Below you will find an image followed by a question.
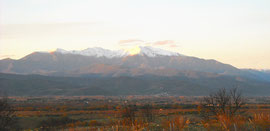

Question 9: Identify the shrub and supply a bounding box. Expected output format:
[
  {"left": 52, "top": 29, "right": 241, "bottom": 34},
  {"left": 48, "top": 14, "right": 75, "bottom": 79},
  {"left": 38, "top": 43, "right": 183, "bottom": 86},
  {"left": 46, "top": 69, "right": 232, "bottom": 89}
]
[
  {"left": 39, "top": 116, "right": 74, "bottom": 130},
  {"left": 0, "top": 94, "right": 16, "bottom": 131}
]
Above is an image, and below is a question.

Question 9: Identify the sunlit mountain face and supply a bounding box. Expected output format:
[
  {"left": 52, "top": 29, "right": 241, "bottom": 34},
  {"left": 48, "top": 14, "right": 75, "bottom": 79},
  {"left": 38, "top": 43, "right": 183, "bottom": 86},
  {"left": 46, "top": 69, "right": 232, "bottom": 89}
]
[{"left": 125, "top": 46, "right": 141, "bottom": 56}]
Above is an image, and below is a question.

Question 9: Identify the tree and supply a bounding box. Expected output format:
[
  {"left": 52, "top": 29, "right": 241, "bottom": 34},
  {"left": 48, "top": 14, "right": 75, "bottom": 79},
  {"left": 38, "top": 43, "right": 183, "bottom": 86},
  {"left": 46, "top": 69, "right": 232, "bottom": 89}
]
[
  {"left": 121, "top": 105, "right": 137, "bottom": 125},
  {"left": 141, "top": 104, "right": 156, "bottom": 123},
  {"left": 0, "top": 94, "right": 16, "bottom": 131},
  {"left": 200, "top": 88, "right": 246, "bottom": 130},
  {"left": 200, "top": 88, "right": 245, "bottom": 120}
]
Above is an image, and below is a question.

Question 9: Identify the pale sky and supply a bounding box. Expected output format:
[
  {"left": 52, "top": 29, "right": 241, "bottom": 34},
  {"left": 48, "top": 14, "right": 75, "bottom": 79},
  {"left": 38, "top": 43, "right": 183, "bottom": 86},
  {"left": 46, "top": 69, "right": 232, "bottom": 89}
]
[{"left": 0, "top": 0, "right": 270, "bottom": 69}]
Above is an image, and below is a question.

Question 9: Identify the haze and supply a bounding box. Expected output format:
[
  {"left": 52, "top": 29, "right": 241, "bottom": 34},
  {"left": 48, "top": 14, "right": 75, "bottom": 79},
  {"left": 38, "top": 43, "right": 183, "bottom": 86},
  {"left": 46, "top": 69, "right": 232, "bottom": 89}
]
[{"left": 1, "top": 0, "right": 270, "bottom": 69}]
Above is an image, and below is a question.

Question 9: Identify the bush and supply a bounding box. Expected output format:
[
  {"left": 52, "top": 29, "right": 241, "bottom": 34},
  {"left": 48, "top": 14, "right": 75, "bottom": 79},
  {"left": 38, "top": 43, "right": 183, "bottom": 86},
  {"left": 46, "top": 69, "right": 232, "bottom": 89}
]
[
  {"left": 39, "top": 116, "right": 74, "bottom": 130},
  {"left": 89, "top": 120, "right": 102, "bottom": 126},
  {"left": 0, "top": 94, "right": 16, "bottom": 131}
]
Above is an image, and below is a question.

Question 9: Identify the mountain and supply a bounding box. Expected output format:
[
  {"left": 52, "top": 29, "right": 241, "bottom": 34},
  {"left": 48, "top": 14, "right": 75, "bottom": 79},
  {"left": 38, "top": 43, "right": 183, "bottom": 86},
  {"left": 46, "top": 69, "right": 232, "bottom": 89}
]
[
  {"left": 1, "top": 73, "right": 270, "bottom": 96},
  {"left": 243, "top": 69, "right": 270, "bottom": 82},
  {"left": 0, "top": 46, "right": 269, "bottom": 96},
  {"left": 0, "top": 46, "right": 244, "bottom": 76}
]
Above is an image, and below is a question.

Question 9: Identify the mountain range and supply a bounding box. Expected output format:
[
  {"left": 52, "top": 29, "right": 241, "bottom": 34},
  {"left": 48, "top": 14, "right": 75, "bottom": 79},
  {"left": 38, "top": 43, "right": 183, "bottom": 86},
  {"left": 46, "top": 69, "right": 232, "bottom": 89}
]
[{"left": 0, "top": 46, "right": 270, "bottom": 96}]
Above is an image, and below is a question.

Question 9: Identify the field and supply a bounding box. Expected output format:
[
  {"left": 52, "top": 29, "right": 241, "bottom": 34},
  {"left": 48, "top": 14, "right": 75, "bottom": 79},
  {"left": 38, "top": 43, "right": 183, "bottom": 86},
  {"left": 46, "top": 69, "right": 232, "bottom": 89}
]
[{"left": 4, "top": 96, "right": 270, "bottom": 130}]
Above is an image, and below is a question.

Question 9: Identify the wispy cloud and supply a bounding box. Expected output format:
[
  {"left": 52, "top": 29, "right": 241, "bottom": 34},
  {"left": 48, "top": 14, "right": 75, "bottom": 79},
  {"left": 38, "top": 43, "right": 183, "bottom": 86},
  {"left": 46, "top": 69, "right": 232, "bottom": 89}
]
[
  {"left": 118, "top": 39, "right": 144, "bottom": 45},
  {"left": 153, "top": 40, "right": 174, "bottom": 46},
  {"left": 152, "top": 40, "right": 179, "bottom": 48},
  {"left": 118, "top": 39, "right": 180, "bottom": 48},
  {"left": 169, "top": 44, "right": 179, "bottom": 48}
]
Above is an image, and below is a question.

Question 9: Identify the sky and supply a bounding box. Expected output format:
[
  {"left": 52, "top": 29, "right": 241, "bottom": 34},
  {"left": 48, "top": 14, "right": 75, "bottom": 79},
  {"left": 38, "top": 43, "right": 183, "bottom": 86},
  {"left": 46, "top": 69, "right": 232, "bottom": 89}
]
[{"left": 0, "top": 0, "right": 270, "bottom": 69}]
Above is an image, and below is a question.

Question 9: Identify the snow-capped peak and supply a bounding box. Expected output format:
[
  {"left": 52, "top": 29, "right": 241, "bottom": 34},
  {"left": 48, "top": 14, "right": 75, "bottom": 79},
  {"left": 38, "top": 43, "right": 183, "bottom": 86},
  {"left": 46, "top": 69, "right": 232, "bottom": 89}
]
[
  {"left": 137, "top": 46, "right": 180, "bottom": 57},
  {"left": 79, "top": 47, "right": 128, "bottom": 58},
  {"left": 124, "top": 46, "right": 181, "bottom": 57},
  {"left": 55, "top": 47, "right": 128, "bottom": 58},
  {"left": 55, "top": 48, "right": 68, "bottom": 54},
  {"left": 54, "top": 46, "right": 181, "bottom": 58}
]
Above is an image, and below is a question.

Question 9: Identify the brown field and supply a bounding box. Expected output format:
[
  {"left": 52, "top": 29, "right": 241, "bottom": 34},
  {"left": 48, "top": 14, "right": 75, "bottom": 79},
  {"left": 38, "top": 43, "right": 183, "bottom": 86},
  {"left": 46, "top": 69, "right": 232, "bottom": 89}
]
[{"left": 6, "top": 96, "right": 270, "bottom": 130}]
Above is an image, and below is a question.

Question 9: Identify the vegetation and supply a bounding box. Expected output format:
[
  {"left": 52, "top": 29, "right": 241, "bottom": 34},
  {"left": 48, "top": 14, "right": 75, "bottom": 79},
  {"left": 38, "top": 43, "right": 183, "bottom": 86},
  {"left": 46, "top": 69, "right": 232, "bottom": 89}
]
[
  {"left": 2, "top": 89, "right": 270, "bottom": 130},
  {"left": 0, "top": 94, "right": 16, "bottom": 131}
]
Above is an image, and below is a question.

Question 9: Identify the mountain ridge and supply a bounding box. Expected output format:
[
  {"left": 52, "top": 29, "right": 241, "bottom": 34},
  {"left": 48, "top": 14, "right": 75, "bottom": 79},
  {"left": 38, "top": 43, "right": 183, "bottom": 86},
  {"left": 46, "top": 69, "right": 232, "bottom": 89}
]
[
  {"left": 0, "top": 46, "right": 270, "bottom": 96},
  {"left": 0, "top": 50, "right": 242, "bottom": 76},
  {"left": 52, "top": 46, "right": 181, "bottom": 58},
  {"left": 0, "top": 46, "right": 269, "bottom": 82}
]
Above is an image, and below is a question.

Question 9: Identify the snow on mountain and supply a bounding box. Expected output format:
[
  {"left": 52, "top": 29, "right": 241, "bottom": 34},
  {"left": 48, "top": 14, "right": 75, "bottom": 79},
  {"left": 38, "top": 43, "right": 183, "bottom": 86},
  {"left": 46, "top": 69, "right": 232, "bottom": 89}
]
[
  {"left": 55, "top": 48, "right": 69, "bottom": 54},
  {"left": 138, "top": 46, "right": 181, "bottom": 57},
  {"left": 54, "top": 46, "right": 181, "bottom": 58},
  {"left": 55, "top": 47, "right": 128, "bottom": 58}
]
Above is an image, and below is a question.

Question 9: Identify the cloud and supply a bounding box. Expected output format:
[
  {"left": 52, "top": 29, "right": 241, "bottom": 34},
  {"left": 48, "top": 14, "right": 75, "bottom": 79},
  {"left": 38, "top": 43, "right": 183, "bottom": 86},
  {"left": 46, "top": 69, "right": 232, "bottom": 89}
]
[
  {"left": 118, "top": 39, "right": 180, "bottom": 48},
  {"left": 153, "top": 40, "right": 174, "bottom": 46},
  {"left": 152, "top": 40, "right": 179, "bottom": 48},
  {"left": 118, "top": 39, "right": 144, "bottom": 45},
  {"left": 169, "top": 44, "right": 179, "bottom": 48}
]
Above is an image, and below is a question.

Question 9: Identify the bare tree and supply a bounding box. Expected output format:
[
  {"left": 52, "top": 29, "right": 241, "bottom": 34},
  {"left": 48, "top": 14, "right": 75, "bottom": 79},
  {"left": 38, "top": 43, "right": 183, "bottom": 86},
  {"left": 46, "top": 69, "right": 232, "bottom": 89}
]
[
  {"left": 200, "top": 88, "right": 245, "bottom": 120},
  {"left": 121, "top": 104, "right": 137, "bottom": 125},
  {"left": 0, "top": 94, "right": 16, "bottom": 131},
  {"left": 141, "top": 104, "right": 156, "bottom": 123}
]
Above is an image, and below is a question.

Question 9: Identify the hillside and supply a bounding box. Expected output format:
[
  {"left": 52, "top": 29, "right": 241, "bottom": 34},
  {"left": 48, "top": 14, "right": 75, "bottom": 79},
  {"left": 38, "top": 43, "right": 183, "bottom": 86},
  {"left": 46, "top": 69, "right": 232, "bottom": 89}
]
[{"left": 1, "top": 73, "right": 270, "bottom": 96}]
